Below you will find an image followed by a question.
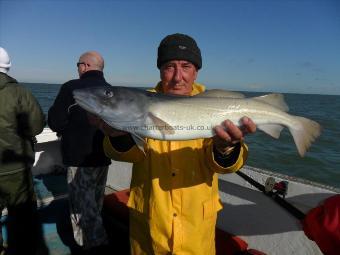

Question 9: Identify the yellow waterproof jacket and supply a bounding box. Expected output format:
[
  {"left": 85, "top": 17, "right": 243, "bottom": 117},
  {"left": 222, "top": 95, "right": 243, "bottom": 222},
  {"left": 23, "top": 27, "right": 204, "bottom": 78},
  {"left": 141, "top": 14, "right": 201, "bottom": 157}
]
[{"left": 103, "top": 83, "right": 248, "bottom": 255}]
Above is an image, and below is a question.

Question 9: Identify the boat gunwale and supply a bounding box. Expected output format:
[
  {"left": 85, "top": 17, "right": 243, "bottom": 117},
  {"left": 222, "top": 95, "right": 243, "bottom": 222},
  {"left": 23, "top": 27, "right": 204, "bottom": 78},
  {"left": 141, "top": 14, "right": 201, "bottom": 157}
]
[{"left": 242, "top": 165, "right": 340, "bottom": 193}]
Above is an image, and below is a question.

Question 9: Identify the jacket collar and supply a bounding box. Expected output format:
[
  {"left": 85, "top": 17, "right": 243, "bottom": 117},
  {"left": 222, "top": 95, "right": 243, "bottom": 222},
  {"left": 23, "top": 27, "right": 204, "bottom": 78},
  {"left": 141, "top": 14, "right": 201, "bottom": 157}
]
[
  {"left": 0, "top": 72, "right": 17, "bottom": 90},
  {"left": 151, "top": 81, "right": 206, "bottom": 96},
  {"left": 80, "top": 70, "right": 105, "bottom": 80}
]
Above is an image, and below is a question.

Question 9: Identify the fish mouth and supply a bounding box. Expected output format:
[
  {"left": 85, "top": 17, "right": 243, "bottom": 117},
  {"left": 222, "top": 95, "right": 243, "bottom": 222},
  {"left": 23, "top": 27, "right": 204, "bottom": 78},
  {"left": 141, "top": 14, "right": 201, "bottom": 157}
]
[{"left": 73, "top": 92, "right": 101, "bottom": 115}]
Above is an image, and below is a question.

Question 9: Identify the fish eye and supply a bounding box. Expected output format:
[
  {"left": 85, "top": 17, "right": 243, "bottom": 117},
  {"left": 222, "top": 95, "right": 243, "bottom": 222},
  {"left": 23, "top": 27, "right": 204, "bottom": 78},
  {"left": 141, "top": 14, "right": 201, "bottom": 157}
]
[{"left": 104, "top": 90, "right": 114, "bottom": 98}]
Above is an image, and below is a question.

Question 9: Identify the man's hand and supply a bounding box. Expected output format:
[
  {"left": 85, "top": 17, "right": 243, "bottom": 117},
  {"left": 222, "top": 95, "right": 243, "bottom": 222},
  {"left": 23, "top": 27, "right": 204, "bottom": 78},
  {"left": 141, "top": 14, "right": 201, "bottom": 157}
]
[
  {"left": 87, "top": 113, "right": 127, "bottom": 137},
  {"left": 213, "top": 117, "right": 256, "bottom": 154}
]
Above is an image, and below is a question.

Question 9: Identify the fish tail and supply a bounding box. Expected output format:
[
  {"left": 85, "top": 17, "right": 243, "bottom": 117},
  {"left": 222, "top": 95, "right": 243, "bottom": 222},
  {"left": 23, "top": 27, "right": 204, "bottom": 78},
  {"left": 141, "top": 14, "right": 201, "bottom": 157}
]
[{"left": 289, "top": 116, "right": 321, "bottom": 157}]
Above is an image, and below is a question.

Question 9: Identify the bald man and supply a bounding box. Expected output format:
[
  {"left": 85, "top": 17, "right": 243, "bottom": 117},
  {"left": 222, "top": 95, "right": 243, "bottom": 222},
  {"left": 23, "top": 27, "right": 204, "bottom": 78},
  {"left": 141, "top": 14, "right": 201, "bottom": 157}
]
[{"left": 48, "top": 51, "right": 111, "bottom": 252}]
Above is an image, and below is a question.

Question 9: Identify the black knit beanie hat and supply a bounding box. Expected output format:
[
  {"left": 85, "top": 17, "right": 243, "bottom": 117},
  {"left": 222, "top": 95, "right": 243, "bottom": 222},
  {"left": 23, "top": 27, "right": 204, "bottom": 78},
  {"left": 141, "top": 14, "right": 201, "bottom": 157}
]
[{"left": 157, "top": 33, "right": 202, "bottom": 70}]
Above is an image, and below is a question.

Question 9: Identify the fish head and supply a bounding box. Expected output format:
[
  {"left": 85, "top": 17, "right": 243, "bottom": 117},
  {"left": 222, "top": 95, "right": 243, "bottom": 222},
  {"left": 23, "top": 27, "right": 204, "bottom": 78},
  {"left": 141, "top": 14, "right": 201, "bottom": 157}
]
[{"left": 73, "top": 86, "right": 149, "bottom": 130}]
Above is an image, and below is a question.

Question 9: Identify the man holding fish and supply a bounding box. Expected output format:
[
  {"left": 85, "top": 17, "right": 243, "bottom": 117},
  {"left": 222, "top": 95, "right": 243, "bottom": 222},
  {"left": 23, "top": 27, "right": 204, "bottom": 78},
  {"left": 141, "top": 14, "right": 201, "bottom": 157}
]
[{"left": 86, "top": 33, "right": 256, "bottom": 255}]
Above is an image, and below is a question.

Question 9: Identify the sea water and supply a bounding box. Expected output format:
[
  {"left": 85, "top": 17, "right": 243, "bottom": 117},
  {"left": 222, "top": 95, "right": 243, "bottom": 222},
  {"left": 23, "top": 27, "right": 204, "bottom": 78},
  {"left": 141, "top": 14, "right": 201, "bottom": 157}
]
[{"left": 23, "top": 83, "right": 340, "bottom": 189}]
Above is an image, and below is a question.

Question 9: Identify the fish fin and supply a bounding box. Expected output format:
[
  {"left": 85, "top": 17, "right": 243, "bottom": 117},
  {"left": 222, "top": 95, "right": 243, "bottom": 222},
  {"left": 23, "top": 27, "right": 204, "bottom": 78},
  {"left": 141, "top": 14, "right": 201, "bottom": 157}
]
[
  {"left": 197, "top": 89, "right": 245, "bottom": 98},
  {"left": 147, "top": 113, "right": 175, "bottom": 135},
  {"left": 131, "top": 133, "right": 147, "bottom": 154},
  {"left": 289, "top": 116, "right": 321, "bottom": 157},
  {"left": 258, "top": 124, "right": 284, "bottom": 139},
  {"left": 253, "top": 94, "right": 289, "bottom": 112}
]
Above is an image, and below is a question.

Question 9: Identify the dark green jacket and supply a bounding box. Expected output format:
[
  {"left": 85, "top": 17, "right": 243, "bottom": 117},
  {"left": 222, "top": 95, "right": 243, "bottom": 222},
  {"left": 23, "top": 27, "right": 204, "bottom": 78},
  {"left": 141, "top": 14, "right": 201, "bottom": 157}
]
[{"left": 0, "top": 73, "right": 45, "bottom": 175}]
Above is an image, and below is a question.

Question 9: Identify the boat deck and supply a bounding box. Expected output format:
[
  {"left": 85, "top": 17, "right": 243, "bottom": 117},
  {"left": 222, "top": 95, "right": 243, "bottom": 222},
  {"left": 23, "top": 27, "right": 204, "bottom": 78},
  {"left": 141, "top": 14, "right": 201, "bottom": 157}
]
[
  {"left": 1, "top": 129, "right": 338, "bottom": 254},
  {"left": 1, "top": 172, "right": 130, "bottom": 255}
]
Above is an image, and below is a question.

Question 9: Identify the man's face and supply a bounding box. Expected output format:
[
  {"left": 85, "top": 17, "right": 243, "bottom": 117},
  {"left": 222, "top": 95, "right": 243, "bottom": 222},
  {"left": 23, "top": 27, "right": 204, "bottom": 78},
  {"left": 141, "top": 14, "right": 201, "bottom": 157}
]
[
  {"left": 160, "top": 60, "right": 198, "bottom": 96},
  {"left": 77, "top": 57, "right": 90, "bottom": 78}
]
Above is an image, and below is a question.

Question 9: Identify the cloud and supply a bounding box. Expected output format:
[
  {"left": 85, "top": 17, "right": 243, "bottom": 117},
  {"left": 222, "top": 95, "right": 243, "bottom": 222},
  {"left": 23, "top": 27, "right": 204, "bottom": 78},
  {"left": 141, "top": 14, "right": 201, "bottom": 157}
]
[
  {"left": 247, "top": 83, "right": 266, "bottom": 89},
  {"left": 247, "top": 58, "right": 255, "bottom": 63},
  {"left": 300, "top": 61, "right": 313, "bottom": 68},
  {"left": 312, "top": 67, "right": 323, "bottom": 72},
  {"left": 298, "top": 61, "right": 323, "bottom": 72}
]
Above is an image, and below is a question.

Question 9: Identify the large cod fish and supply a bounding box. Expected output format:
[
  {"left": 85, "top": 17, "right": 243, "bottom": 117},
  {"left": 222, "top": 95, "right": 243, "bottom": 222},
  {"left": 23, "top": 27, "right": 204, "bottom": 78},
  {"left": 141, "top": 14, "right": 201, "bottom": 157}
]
[{"left": 73, "top": 87, "right": 321, "bottom": 157}]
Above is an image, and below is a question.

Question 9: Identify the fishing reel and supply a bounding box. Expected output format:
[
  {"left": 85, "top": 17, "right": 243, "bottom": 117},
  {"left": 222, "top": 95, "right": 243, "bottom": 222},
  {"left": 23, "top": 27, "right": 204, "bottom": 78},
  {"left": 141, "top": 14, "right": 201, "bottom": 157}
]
[{"left": 265, "top": 177, "right": 289, "bottom": 198}]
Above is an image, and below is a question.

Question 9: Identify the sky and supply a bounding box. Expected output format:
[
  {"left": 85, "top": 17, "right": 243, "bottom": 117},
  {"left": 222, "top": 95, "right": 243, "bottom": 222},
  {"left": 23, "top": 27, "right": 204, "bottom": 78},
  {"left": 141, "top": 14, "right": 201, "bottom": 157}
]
[{"left": 0, "top": 0, "right": 339, "bottom": 95}]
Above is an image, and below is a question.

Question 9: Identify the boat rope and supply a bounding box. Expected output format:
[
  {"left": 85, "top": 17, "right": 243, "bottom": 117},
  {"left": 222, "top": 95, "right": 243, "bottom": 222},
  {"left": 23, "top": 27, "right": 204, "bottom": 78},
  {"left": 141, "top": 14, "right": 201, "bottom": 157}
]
[{"left": 236, "top": 170, "right": 306, "bottom": 220}]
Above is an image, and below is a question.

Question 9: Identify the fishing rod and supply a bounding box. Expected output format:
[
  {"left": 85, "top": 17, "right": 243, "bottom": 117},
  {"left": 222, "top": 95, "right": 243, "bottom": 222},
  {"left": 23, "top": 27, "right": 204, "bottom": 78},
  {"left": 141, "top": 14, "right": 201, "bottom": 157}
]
[{"left": 236, "top": 170, "right": 306, "bottom": 220}]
